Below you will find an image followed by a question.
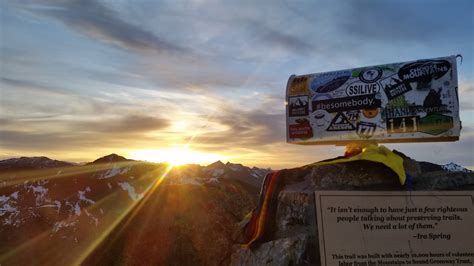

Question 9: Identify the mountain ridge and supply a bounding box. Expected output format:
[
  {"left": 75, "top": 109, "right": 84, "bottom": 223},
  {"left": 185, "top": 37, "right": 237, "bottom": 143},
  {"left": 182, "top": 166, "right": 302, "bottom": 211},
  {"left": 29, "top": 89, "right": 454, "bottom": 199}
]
[
  {"left": 1, "top": 152, "right": 472, "bottom": 265},
  {"left": 0, "top": 154, "right": 270, "bottom": 265},
  {"left": 0, "top": 154, "right": 272, "bottom": 171}
]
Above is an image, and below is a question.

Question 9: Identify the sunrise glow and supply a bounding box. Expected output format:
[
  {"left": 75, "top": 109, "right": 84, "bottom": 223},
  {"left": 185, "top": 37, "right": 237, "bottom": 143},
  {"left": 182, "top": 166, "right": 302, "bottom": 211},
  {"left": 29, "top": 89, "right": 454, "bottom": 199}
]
[{"left": 129, "top": 148, "right": 224, "bottom": 166}]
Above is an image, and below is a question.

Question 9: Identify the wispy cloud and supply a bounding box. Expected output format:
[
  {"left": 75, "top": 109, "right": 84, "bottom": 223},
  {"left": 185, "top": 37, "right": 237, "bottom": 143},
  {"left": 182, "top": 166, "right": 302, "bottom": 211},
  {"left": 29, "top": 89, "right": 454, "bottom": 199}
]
[
  {"left": 74, "top": 115, "right": 170, "bottom": 134},
  {"left": 340, "top": 0, "right": 474, "bottom": 43},
  {"left": 19, "top": 0, "right": 187, "bottom": 55}
]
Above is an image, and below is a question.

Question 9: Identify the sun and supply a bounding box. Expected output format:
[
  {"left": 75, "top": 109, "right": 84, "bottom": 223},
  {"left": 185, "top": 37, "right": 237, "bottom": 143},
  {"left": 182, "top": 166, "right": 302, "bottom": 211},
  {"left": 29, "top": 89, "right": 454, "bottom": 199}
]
[{"left": 129, "top": 148, "right": 223, "bottom": 166}]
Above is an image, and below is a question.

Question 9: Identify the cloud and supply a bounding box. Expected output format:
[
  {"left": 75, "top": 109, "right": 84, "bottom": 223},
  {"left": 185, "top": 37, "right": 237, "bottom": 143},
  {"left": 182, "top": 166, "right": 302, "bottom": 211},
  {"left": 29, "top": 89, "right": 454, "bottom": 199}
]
[
  {"left": 0, "top": 77, "right": 109, "bottom": 117},
  {"left": 340, "top": 0, "right": 474, "bottom": 43},
  {"left": 0, "top": 129, "right": 99, "bottom": 151},
  {"left": 13, "top": 0, "right": 264, "bottom": 90},
  {"left": 191, "top": 106, "right": 286, "bottom": 150},
  {"left": 459, "top": 82, "right": 474, "bottom": 110},
  {"left": 460, "top": 102, "right": 474, "bottom": 111},
  {"left": 20, "top": 0, "right": 186, "bottom": 55},
  {"left": 75, "top": 115, "right": 170, "bottom": 134},
  {"left": 1, "top": 77, "right": 73, "bottom": 95},
  {"left": 242, "top": 19, "right": 314, "bottom": 54},
  {"left": 0, "top": 114, "right": 170, "bottom": 152}
]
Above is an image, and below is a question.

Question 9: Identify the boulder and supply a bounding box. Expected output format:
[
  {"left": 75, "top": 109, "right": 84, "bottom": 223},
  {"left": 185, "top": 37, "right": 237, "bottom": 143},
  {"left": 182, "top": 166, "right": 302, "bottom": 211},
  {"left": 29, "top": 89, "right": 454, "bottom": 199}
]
[{"left": 230, "top": 153, "right": 474, "bottom": 265}]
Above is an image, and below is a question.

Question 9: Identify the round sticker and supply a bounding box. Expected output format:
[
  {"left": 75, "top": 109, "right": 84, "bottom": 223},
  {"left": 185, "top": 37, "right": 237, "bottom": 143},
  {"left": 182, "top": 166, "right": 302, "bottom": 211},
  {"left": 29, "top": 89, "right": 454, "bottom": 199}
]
[
  {"left": 362, "top": 108, "right": 379, "bottom": 119},
  {"left": 311, "top": 71, "right": 351, "bottom": 93},
  {"left": 312, "top": 110, "right": 331, "bottom": 129},
  {"left": 359, "top": 68, "right": 382, "bottom": 83}
]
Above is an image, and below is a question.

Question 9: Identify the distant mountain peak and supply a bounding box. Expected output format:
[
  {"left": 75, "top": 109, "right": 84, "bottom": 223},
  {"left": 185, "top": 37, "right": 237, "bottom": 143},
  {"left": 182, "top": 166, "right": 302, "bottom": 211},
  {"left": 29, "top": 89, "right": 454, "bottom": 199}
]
[
  {"left": 442, "top": 162, "right": 472, "bottom": 173},
  {"left": 0, "top": 156, "right": 74, "bottom": 170},
  {"left": 91, "top": 154, "right": 130, "bottom": 164},
  {"left": 206, "top": 160, "right": 225, "bottom": 169}
]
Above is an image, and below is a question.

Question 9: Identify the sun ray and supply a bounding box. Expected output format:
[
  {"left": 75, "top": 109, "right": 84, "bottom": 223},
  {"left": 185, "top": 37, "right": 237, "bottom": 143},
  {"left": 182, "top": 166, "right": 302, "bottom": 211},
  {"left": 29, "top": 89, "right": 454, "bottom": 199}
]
[
  {"left": 0, "top": 164, "right": 174, "bottom": 265},
  {"left": 0, "top": 161, "right": 140, "bottom": 187}
]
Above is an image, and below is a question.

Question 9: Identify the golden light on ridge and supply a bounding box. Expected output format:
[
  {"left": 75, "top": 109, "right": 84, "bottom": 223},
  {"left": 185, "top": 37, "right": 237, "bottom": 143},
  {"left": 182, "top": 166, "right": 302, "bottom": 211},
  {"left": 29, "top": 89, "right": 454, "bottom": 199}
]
[{"left": 129, "top": 148, "right": 224, "bottom": 166}]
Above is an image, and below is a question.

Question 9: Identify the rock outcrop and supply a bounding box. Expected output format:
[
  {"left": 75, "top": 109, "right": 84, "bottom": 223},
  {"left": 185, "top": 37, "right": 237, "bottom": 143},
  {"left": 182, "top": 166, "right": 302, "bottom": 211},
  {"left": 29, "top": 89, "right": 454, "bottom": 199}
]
[{"left": 231, "top": 152, "right": 474, "bottom": 265}]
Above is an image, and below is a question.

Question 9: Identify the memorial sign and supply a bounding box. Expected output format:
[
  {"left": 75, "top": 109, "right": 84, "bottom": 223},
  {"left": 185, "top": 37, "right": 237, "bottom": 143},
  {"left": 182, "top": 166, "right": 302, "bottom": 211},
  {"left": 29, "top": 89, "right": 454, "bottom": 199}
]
[
  {"left": 315, "top": 191, "right": 474, "bottom": 266},
  {"left": 286, "top": 55, "right": 461, "bottom": 145}
]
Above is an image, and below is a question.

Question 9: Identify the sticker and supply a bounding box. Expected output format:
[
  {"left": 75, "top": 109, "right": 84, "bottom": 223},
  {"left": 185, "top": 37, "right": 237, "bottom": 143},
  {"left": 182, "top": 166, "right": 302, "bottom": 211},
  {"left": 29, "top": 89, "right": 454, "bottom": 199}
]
[
  {"left": 326, "top": 112, "right": 356, "bottom": 131},
  {"left": 345, "top": 81, "right": 380, "bottom": 97},
  {"left": 414, "top": 80, "right": 432, "bottom": 91},
  {"left": 362, "top": 108, "right": 379, "bottom": 119},
  {"left": 310, "top": 71, "right": 351, "bottom": 93},
  {"left": 441, "top": 89, "right": 451, "bottom": 99},
  {"left": 385, "top": 106, "right": 450, "bottom": 119},
  {"left": 419, "top": 114, "right": 453, "bottom": 135},
  {"left": 359, "top": 68, "right": 383, "bottom": 83},
  {"left": 289, "top": 76, "right": 309, "bottom": 96},
  {"left": 289, "top": 119, "right": 313, "bottom": 139},
  {"left": 311, "top": 93, "right": 332, "bottom": 102},
  {"left": 423, "top": 88, "right": 443, "bottom": 108},
  {"left": 312, "top": 95, "right": 381, "bottom": 113},
  {"left": 345, "top": 110, "right": 360, "bottom": 122},
  {"left": 356, "top": 122, "right": 377, "bottom": 138},
  {"left": 288, "top": 96, "right": 309, "bottom": 117},
  {"left": 398, "top": 60, "right": 451, "bottom": 84},
  {"left": 385, "top": 107, "right": 413, "bottom": 119},
  {"left": 312, "top": 110, "right": 331, "bottom": 129},
  {"left": 380, "top": 76, "right": 412, "bottom": 100},
  {"left": 387, "top": 116, "right": 419, "bottom": 134}
]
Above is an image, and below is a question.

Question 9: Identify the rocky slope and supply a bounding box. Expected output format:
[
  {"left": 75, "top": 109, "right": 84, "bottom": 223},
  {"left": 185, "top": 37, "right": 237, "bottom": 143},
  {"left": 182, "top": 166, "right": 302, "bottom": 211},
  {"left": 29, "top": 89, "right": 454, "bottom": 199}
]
[
  {"left": 230, "top": 152, "right": 474, "bottom": 265},
  {"left": 0, "top": 154, "right": 269, "bottom": 265},
  {"left": 1, "top": 153, "right": 472, "bottom": 265}
]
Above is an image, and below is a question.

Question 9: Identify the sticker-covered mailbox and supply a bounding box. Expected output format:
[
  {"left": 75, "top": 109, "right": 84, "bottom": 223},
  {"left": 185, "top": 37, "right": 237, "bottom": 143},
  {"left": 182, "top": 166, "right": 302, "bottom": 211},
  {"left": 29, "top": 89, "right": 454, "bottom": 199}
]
[{"left": 286, "top": 55, "right": 461, "bottom": 145}]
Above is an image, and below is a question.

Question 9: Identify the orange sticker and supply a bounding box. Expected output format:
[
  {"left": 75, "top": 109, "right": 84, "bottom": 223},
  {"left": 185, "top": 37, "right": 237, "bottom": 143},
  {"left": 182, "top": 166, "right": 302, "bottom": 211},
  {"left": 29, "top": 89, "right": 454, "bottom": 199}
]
[{"left": 362, "top": 108, "right": 379, "bottom": 118}]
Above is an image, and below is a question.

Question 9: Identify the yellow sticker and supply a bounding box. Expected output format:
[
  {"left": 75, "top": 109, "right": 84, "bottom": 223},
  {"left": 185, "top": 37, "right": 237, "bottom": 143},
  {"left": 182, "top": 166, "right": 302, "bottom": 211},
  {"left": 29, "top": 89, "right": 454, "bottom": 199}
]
[{"left": 288, "top": 76, "right": 309, "bottom": 96}]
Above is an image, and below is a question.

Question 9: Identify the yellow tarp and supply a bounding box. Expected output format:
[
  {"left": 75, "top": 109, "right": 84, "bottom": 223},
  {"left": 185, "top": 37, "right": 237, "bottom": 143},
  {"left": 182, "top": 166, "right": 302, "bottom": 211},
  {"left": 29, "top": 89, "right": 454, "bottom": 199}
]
[
  {"left": 309, "top": 144, "right": 406, "bottom": 185},
  {"left": 242, "top": 144, "right": 406, "bottom": 248}
]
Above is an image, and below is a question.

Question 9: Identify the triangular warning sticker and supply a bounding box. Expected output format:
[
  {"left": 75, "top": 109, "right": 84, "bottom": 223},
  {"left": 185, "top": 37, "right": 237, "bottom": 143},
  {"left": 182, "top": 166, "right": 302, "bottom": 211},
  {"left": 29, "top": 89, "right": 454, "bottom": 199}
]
[{"left": 327, "top": 112, "right": 356, "bottom": 131}]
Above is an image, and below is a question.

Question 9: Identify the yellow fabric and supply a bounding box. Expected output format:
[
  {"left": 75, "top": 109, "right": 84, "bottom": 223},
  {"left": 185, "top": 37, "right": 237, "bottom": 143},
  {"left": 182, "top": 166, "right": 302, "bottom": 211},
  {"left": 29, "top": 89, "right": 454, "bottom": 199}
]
[{"left": 310, "top": 144, "right": 406, "bottom": 185}]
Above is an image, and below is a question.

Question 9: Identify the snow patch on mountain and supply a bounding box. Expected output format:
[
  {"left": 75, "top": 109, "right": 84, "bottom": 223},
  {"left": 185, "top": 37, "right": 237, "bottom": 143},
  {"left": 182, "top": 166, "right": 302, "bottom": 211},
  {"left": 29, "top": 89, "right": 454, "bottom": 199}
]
[
  {"left": 52, "top": 220, "right": 78, "bottom": 233},
  {"left": 212, "top": 169, "right": 225, "bottom": 177},
  {"left": 99, "top": 165, "right": 130, "bottom": 179},
  {"left": 118, "top": 182, "right": 143, "bottom": 201},
  {"left": 0, "top": 191, "right": 21, "bottom": 226},
  {"left": 206, "top": 177, "right": 219, "bottom": 183},
  {"left": 251, "top": 167, "right": 271, "bottom": 179},
  {"left": 229, "top": 164, "right": 243, "bottom": 172},
  {"left": 38, "top": 200, "right": 61, "bottom": 213},
  {"left": 24, "top": 180, "right": 49, "bottom": 206},
  {"left": 78, "top": 187, "right": 95, "bottom": 205},
  {"left": 251, "top": 172, "right": 260, "bottom": 178},
  {"left": 84, "top": 209, "right": 99, "bottom": 226},
  {"left": 74, "top": 203, "right": 81, "bottom": 215},
  {"left": 442, "top": 162, "right": 472, "bottom": 173}
]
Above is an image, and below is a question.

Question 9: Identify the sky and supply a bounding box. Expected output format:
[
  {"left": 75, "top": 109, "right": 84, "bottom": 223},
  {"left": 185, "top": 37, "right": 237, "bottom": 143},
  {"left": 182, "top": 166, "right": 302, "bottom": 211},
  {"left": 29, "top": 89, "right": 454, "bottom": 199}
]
[{"left": 0, "top": 0, "right": 473, "bottom": 169}]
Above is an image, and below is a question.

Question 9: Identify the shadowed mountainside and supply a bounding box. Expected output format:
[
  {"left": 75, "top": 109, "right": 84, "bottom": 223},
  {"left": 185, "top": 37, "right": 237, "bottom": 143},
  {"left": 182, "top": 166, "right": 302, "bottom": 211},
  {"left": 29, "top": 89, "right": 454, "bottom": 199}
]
[{"left": 0, "top": 154, "right": 269, "bottom": 265}]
